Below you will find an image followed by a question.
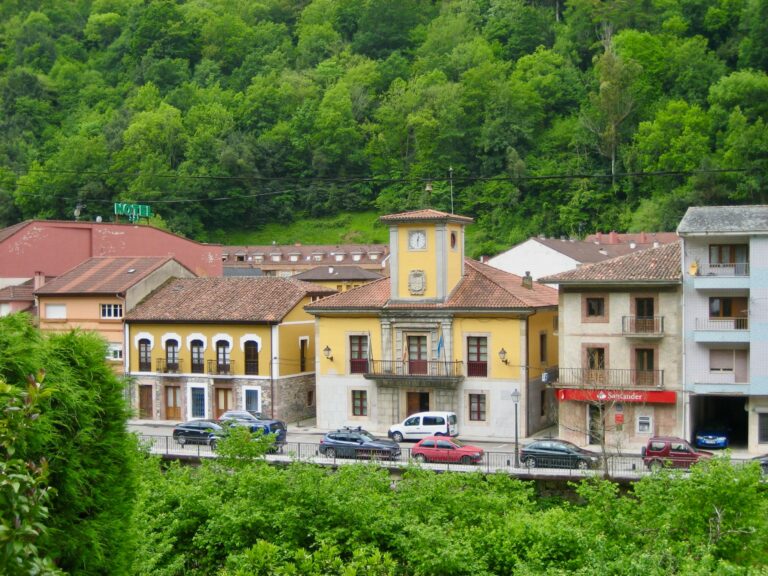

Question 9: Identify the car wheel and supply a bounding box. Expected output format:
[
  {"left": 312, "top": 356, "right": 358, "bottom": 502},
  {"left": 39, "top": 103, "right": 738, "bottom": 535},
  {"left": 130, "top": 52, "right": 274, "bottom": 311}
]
[
  {"left": 391, "top": 432, "right": 404, "bottom": 443},
  {"left": 325, "top": 447, "right": 336, "bottom": 459},
  {"left": 413, "top": 453, "right": 426, "bottom": 463},
  {"left": 648, "top": 459, "right": 663, "bottom": 472},
  {"left": 524, "top": 456, "right": 536, "bottom": 468},
  {"left": 209, "top": 439, "right": 217, "bottom": 450},
  {"left": 576, "top": 459, "right": 589, "bottom": 470},
  {"left": 460, "top": 455, "right": 472, "bottom": 465},
  {"left": 435, "top": 432, "right": 444, "bottom": 437},
  {"left": 176, "top": 435, "right": 187, "bottom": 446}
]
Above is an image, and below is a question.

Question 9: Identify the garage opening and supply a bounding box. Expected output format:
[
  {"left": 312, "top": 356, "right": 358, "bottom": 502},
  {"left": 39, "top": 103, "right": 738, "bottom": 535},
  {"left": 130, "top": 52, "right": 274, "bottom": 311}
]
[{"left": 691, "top": 395, "right": 748, "bottom": 448}]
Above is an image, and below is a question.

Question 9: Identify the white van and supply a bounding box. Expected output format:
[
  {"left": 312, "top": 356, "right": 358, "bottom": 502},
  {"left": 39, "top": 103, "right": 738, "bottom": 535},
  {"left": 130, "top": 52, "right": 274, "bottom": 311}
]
[{"left": 387, "top": 411, "right": 458, "bottom": 442}]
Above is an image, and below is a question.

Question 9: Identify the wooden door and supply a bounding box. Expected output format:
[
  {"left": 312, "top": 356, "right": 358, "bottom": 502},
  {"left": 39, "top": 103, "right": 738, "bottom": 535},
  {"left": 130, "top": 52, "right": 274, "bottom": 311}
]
[
  {"left": 138, "top": 385, "right": 153, "bottom": 419},
  {"left": 215, "top": 387, "right": 233, "bottom": 419},
  {"left": 407, "top": 391, "right": 429, "bottom": 415},
  {"left": 165, "top": 386, "right": 181, "bottom": 420}
]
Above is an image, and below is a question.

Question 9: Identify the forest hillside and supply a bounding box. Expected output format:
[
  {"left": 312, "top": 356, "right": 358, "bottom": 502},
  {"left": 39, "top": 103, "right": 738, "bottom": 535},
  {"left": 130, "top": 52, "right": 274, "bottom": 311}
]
[{"left": 2, "top": 0, "right": 768, "bottom": 256}]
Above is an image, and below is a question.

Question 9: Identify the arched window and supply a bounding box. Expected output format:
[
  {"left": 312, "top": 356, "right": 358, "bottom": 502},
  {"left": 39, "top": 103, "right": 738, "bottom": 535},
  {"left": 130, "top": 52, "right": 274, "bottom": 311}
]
[
  {"left": 244, "top": 341, "right": 259, "bottom": 375},
  {"left": 190, "top": 339, "right": 204, "bottom": 373},
  {"left": 166, "top": 339, "right": 179, "bottom": 372},
  {"left": 139, "top": 339, "right": 152, "bottom": 372},
  {"left": 216, "top": 340, "right": 231, "bottom": 374}
]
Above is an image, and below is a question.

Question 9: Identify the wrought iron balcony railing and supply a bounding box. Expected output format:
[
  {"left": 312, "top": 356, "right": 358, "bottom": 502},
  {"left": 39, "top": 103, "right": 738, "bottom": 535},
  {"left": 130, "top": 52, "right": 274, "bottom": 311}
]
[
  {"left": 366, "top": 359, "right": 464, "bottom": 378},
  {"left": 622, "top": 316, "right": 664, "bottom": 336},
  {"left": 156, "top": 358, "right": 183, "bottom": 374},
  {"left": 556, "top": 367, "right": 664, "bottom": 388},
  {"left": 207, "top": 359, "right": 236, "bottom": 376}
]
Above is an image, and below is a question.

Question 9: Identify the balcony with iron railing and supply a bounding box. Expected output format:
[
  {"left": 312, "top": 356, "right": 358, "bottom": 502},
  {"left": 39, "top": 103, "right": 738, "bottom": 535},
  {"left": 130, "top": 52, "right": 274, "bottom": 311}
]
[
  {"left": 207, "top": 359, "right": 236, "bottom": 376},
  {"left": 156, "top": 358, "right": 183, "bottom": 374},
  {"left": 622, "top": 316, "right": 664, "bottom": 337},
  {"left": 700, "top": 262, "right": 750, "bottom": 276},
  {"left": 363, "top": 359, "right": 465, "bottom": 385},
  {"left": 694, "top": 317, "right": 750, "bottom": 343},
  {"left": 555, "top": 367, "right": 665, "bottom": 389},
  {"left": 693, "top": 262, "right": 750, "bottom": 289}
]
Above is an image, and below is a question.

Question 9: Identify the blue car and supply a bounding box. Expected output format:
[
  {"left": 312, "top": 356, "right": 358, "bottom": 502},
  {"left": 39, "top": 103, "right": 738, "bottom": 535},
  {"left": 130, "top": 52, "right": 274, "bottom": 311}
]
[{"left": 694, "top": 427, "right": 730, "bottom": 449}]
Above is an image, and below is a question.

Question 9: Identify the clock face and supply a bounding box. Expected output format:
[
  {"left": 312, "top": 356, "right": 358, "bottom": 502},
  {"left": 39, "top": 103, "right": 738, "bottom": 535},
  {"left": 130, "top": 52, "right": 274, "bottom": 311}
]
[{"left": 409, "top": 231, "right": 426, "bottom": 250}]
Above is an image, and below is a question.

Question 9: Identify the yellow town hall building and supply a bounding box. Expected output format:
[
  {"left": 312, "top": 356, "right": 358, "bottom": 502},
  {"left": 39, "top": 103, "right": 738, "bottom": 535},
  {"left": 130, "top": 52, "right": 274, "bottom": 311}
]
[{"left": 306, "top": 209, "right": 559, "bottom": 439}]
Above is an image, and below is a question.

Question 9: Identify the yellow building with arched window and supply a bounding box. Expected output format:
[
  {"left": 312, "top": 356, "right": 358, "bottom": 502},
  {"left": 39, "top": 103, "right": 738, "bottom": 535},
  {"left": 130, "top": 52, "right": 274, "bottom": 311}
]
[
  {"left": 306, "top": 209, "right": 559, "bottom": 439},
  {"left": 125, "top": 277, "right": 335, "bottom": 422}
]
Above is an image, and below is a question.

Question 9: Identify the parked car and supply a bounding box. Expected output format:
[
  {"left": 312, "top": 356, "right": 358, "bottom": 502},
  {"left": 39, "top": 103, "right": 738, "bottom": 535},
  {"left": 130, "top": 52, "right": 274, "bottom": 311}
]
[
  {"left": 694, "top": 426, "right": 730, "bottom": 449},
  {"left": 218, "top": 410, "right": 287, "bottom": 448},
  {"left": 411, "top": 436, "right": 484, "bottom": 465},
  {"left": 387, "top": 411, "right": 458, "bottom": 442},
  {"left": 642, "top": 436, "right": 713, "bottom": 470},
  {"left": 520, "top": 439, "right": 600, "bottom": 470},
  {"left": 319, "top": 426, "right": 401, "bottom": 460},
  {"left": 752, "top": 453, "right": 768, "bottom": 475},
  {"left": 172, "top": 419, "right": 226, "bottom": 449}
]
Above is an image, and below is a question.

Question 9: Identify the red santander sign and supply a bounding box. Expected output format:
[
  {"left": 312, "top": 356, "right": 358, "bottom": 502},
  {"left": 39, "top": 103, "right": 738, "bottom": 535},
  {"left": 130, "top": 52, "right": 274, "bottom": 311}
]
[{"left": 557, "top": 389, "right": 676, "bottom": 404}]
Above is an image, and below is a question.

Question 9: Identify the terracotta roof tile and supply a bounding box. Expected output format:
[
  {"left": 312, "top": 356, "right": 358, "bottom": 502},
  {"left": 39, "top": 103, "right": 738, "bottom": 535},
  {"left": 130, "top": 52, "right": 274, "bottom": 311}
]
[
  {"left": 379, "top": 209, "right": 474, "bottom": 224},
  {"left": 0, "top": 279, "right": 35, "bottom": 302},
  {"left": 127, "top": 277, "right": 337, "bottom": 322},
  {"left": 306, "top": 258, "right": 558, "bottom": 312},
  {"left": 539, "top": 241, "right": 681, "bottom": 284},
  {"left": 292, "top": 265, "right": 384, "bottom": 281},
  {"left": 35, "top": 257, "right": 182, "bottom": 295}
]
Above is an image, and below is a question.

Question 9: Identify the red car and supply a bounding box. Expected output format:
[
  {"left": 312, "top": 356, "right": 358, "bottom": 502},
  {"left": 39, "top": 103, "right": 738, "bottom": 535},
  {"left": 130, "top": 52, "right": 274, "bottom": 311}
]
[{"left": 411, "top": 436, "right": 484, "bottom": 465}]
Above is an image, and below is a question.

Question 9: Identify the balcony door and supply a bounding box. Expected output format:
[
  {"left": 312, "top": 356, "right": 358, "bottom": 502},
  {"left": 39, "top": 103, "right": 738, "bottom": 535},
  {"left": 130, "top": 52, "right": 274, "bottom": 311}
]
[
  {"left": 635, "top": 298, "right": 655, "bottom": 333},
  {"left": 407, "top": 335, "right": 428, "bottom": 375},
  {"left": 635, "top": 348, "right": 655, "bottom": 386}
]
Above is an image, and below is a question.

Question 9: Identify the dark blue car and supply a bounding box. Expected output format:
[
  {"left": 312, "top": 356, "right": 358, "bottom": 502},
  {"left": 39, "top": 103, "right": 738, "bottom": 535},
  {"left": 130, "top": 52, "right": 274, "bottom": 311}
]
[
  {"left": 694, "top": 427, "right": 730, "bottom": 449},
  {"left": 319, "top": 426, "right": 401, "bottom": 460}
]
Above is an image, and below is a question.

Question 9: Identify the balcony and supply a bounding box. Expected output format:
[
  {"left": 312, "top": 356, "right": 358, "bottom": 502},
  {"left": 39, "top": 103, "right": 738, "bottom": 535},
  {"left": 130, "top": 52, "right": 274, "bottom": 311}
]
[
  {"left": 156, "top": 358, "right": 183, "bottom": 374},
  {"left": 693, "top": 263, "right": 750, "bottom": 289},
  {"left": 363, "top": 359, "right": 464, "bottom": 387},
  {"left": 555, "top": 367, "right": 664, "bottom": 389},
  {"left": 694, "top": 317, "right": 749, "bottom": 343},
  {"left": 207, "top": 359, "right": 236, "bottom": 376},
  {"left": 622, "top": 316, "right": 664, "bottom": 338}
]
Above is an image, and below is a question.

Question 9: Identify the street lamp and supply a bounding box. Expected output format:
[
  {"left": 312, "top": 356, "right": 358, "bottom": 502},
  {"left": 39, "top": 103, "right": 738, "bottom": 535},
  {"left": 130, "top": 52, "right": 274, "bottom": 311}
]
[
  {"left": 323, "top": 346, "right": 333, "bottom": 361},
  {"left": 511, "top": 389, "right": 521, "bottom": 467}
]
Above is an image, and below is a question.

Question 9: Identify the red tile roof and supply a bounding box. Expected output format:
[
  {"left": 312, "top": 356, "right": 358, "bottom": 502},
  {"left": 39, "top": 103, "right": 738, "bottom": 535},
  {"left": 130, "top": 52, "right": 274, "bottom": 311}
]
[
  {"left": 305, "top": 258, "right": 558, "bottom": 312},
  {"left": 539, "top": 241, "right": 681, "bottom": 284},
  {"left": 379, "top": 209, "right": 474, "bottom": 224},
  {"left": 127, "top": 277, "right": 337, "bottom": 322},
  {"left": 0, "top": 279, "right": 35, "bottom": 302},
  {"left": 35, "top": 257, "right": 184, "bottom": 295}
]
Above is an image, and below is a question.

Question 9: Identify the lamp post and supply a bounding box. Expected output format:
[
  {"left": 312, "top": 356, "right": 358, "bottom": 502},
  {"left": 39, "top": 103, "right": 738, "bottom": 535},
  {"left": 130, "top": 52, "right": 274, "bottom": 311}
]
[{"left": 511, "top": 389, "right": 521, "bottom": 468}]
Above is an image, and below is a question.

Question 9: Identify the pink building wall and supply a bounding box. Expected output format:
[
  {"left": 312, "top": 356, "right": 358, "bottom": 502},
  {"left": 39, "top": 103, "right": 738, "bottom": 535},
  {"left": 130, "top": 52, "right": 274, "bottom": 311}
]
[{"left": 0, "top": 221, "right": 222, "bottom": 278}]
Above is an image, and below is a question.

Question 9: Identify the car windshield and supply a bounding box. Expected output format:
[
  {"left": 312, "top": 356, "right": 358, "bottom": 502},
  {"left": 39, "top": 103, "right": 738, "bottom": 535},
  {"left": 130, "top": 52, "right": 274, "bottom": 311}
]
[{"left": 358, "top": 432, "right": 377, "bottom": 442}]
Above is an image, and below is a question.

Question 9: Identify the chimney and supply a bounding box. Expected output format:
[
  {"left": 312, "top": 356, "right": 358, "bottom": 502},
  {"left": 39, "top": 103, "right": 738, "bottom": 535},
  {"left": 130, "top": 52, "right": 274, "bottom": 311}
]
[
  {"left": 609, "top": 231, "right": 619, "bottom": 244},
  {"left": 640, "top": 231, "right": 647, "bottom": 244},
  {"left": 328, "top": 266, "right": 334, "bottom": 275},
  {"left": 595, "top": 232, "right": 603, "bottom": 244},
  {"left": 653, "top": 241, "right": 660, "bottom": 248},
  {"left": 33, "top": 271, "right": 45, "bottom": 290},
  {"left": 522, "top": 271, "right": 533, "bottom": 289},
  {"left": 629, "top": 242, "right": 636, "bottom": 249}
]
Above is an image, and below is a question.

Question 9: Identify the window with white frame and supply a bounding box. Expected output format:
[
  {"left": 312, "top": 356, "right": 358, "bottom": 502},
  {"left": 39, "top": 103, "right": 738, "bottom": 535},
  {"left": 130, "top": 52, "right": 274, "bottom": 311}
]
[
  {"left": 759, "top": 413, "right": 768, "bottom": 443},
  {"left": 100, "top": 303, "right": 123, "bottom": 319},
  {"left": 106, "top": 342, "right": 123, "bottom": 361},
  {"left": 45, "top": 304, "right": 66, "bottom": 319},
  {"left": 190, "top": 386, "right": 206, "bottom": 419},
  {"left": 244, "top": 387, "right": 261, "bottom": 414},
  {"left": 637, "top": 415, "right": 653, "bottom": 434}
]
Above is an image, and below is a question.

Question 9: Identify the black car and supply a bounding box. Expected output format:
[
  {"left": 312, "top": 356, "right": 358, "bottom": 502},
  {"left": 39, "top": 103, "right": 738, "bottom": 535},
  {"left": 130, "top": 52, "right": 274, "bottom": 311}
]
[
  {"left": 319, "top": 427, "right": 401, "bottom": 460},
  {"left": 520, "top": 439, "right": 600, "bottom": 470},
  {"left": 218, "top": 410, "right": 287, "bottom": 448},
  {"left": 172, "top": 419, "right": 226, "bottom": 449}
]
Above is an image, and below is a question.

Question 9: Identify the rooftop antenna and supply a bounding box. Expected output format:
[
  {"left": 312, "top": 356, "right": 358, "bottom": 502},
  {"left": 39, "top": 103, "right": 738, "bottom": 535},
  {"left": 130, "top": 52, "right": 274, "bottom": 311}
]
[{"left": 449, "top": 166, "right": 454, "bottom": 214}]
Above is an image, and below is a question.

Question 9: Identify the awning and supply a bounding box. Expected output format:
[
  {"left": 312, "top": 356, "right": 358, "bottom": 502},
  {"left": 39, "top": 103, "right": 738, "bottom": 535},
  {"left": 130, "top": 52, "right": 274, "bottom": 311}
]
[{"left": 557, "top": 388, "right": 677, "bottom": 404}]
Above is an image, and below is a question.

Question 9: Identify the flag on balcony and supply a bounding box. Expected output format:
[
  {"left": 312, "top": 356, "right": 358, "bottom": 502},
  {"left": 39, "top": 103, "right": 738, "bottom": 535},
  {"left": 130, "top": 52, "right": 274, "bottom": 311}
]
[{"left": 436, "top": 327, "right": 444, "bottom": 360}]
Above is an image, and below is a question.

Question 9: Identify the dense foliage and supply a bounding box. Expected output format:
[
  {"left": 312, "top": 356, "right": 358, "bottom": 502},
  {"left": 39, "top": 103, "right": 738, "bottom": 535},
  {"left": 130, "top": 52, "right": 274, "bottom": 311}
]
[
  {"left": 0, "top": 314, "right": 138, "bottom": 575},
  {"left": 3, "top": 1, "right": 768, "bottom": 254},
  {"left": 133, "top": 452, "right": 768, "bottom": 575}
]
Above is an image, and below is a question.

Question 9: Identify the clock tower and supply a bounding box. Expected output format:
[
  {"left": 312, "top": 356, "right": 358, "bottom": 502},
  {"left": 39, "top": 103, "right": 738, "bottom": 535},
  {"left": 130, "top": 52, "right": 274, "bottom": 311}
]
[{"left": 380, "top": 209, "right": 474, "bottom": 303}]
